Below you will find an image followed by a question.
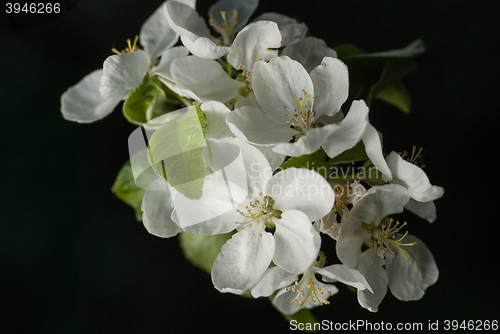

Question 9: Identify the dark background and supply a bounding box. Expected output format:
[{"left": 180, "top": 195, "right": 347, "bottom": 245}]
[{"left": 1, "top": 0, "right": 499, "bottom": 333}]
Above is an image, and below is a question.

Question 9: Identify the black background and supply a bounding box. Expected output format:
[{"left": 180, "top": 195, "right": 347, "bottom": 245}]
[{"left": 1, "top": 0, "right": 499, "bottom": 333}]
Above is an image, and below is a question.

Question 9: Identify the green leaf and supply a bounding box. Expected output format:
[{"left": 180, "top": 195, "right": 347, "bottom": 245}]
[
  {"left": 329, "top": 140, "right": 368, "bottom": 165},
  {"left": 148, "top": 105, "right": 206, "bottom": 199},
  {"left": 375, "top": 81, "right": 411, "bottom": 114},
  {"left": 336, "top": 39, "right": 425, "bottom": 113},
  {"left": 278, "top": 148, "right": 330, "bottom": 178},
  {"left": 123, "top": 72, "right": 160, "bottom": 125},
  {"left": 274, "top": 305, "right": 319, "bottom": 333},
  {"left": 178, "top": 232, "right": 233, "bottom": 274},
  {"left": 111, "top": 160, "right": 146, "bottom": 221}
]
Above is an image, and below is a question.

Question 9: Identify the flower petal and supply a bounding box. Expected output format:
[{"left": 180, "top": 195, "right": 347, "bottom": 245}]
[
  {"left": 272, "top": 281, "right": 338, "bottom": 315},
  {"left": 212, "top": 229, "right": 275, "bottom": 294},
  {"left": 266, "top": 168, "right": 335, "bottom": 222},
  {"left": 314, "top": 265, "right": 372, "bottom": 292},
  {"left": 250, "top": 266, "right": 297, "bottom": 298},
  {"left": 357, "top": 247, "right": 388, "bottom": 312},
  {"left": 363, "top": 124, "right": 392, "bottom": 180},
  {"left": 385, "top": 235, "right": 439, "bottom": 301},
  {"left": 336, "top": 215, "right": 369, "bottom": 269},
  {"left": 165, "top": 0, "right": 211, "bottom": 41},
  {"left": 141, "top": 178, "right": 182, "bottom": 238},
  {"left": 351, "top": 184, "right": 410, "bottom": 226},
  {"left": 321, "top": 100, "right": 369, "bottom": 159},
  {"left": 201, "top": 101, "right": 234, "bottom": 139},
  {"left": 228, "top": 21, "right": 281, "bottom": 72},
  {"left": 272, "top": 126, "right": 332, "bottom": 157},
  {"left": 253, "top": 56, "right": 314, "bottom": 117},
  {"left": 385, "top": 151, "right": 444, "bottom": 202},
  {"left": 139, "top": 2, "right": 178, "bottom": 62},
  {"left": 209, "top": 0, "right": 259, "bottom": 33},
  {"left": 273, "top": 210, "right": 321, "bottom": 274},
  {"left": 405, "top": 199, "right": 437, "bottom": 223},
  {"left": 171, "top": 56, "right": 245, "bottom": 102},
  {"left": 309, "top": 57, "right": 348, "bottom": 118},
  {"left": 153, "top": 46, "right": 190, "bottom": 82},
  {"left": 283, "top": 37, "right": 337, "bottom": 73},
  {"left": 61, "top": 70, "right": 120, "bottom": 123},
  {"left": 100, "top": 50, "right": 150, "bottom": 100},
  {"left": 180, "top": 35, "right": 230, "bottom": 59},
  {"left": 226, "top": 105, "right": 298, "bottom": 146}
]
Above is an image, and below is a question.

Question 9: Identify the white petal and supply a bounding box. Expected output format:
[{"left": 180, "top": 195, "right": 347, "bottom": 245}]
[
  {"left": 254, "top": 146, "right": 286, "bottom": 172},
  {"left": 171, "top": 177, "right": 247, "bottom": 230},
  {"left": 201, "top": 101, "right": 234, "bottom": 139},
  {"left": 283, "top": 37, "right": 337, "bottom": 73},
  {"left": 226, "top": 106, "right": 298, "bottom": 145},
  {"left": 336, "top": 215, "right": 369, "bottom": 269},
  {"left": 153, "top": 46, "right": 190, "bottom": 82},
  {"left": 321, "top": 100, "right": 369, "bottom": 159},
  {"left": 272, "top": 126, "right": 332, "bottom": 157},
  {"left": 100, "top": 50, "right": 150, "bottom": 100},
  {"left": 228, "top": 21, "right": 281, "bottom": 72},
  {"left": 253, "top": 56, "right": 314, "bottom": 117},
  {"left": 171, "top": 56, "right": 245, "bottom": 102},
  {"left": 351, "top": 184, "right": 410, "bottom": 226},
  {"left": 141, "top": 178, "right": 182, "bottom": 238},
  {"left": 61, "top": 70, "right": 120, "bottom": 123},
  {"left": 272, "top": 281, "right": 338, "bottom": 315},
  {"left": 279, "top": 23, "right": 308, "bottom": 46},
  {"left": 209, "top": 0, "right": 259, "bottom": 33},
  {"left": 250, "top": 266, "right": 297, "bottom": 298},
  {"left": 357, "top": 247, "right": 388, "bottom": 312},
  {"left": 139, "top": 2, "right": 178, "bottom": 61},
  {"left": 363, "top": 124, "right": 393, "bottom": 180},
  {"left": 385, "top": 151, "right": 444, "bottom": 202},
  {"left": 165, "top": 0, "right": 211, "bottom": 41},
  {"left": 405, "top": 198, "right": 437, "bottom": 223},
  {"left": 313, "top": 265, "right": 372, "bottom": 292},
  {"left": 234, "top": 91, "right": 261, "bottom": 109},
  {"left": 273, "top": 210, "right": 321, "bottom": 274},
  {"left": 266, "top": 168, "right": 335, "bottom": 222},
  {"left": 211, "top": 229, "right": 275, "bottom": 294},
  {"left": 180, "top": 35, "right": 230, "bottom": 59},
  {"left": 253, "top": 12, "right": 297, "bottom": 26},
  {"left": 309, "top": 57, "right": 348, "bottom": 118},
  {"left": 386, "top": 235, "right": 439, "bottom": 301}
]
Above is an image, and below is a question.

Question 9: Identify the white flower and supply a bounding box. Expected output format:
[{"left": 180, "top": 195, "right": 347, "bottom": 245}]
[
  {"left": 250, "top": 264, "right": 371, "bottom": 315},
  {"left": 165, "top": 0, "right": 259, "bottom": 59},
  {"left": 170, "top": 138, "right": 334, "bottom": 293},
  {"left": 383, "top": 151, "right": 444, "bottom": 222},
  {"left": 253, "top": 12, "right": 308, "bottom": 46},
  {"left": 61, "top": 2, "right": 184, "bottom": 123},
  {"left": 336, "top": 184, "right": 438, "bottom": 312},
  {"left": 170, "top": 20, "right": 281, "bottom": 105}
]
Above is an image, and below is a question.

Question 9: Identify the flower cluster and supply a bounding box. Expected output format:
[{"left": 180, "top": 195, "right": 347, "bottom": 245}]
[{"left": 61, "top": 0, "right": 443, "bottom": 318}]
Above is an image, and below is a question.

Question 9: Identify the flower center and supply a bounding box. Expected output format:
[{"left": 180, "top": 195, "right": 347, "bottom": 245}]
[
  {"left": 285, "top": 271, "right": 333, "bottom": 307},
  {"left": 209, "top": 9, "right": 239, "bottom": 45},
  {"left": 112, "top": 35, "right": 140, "bottom": 55},
  {"left": 235, "top": 194, "right": 280, "bottom": 237},
  {"left": 399, "top": 146, "right": 426, "bottom": 168},
  {"left": 362, "top": 219, "right": 417, "bottom": 261},
  {"left": 283, "top": 90, "right": 316, "bottom": 134}
]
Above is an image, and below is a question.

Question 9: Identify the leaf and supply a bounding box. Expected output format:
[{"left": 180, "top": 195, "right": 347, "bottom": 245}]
[
  {"left": 111, "top": 160, "right": 146, "bottom": 221},
  {"left": 329, "top": 140, "right": 368, "bottom": 165},
  {"left": 375, "top": 81, "right": 411, "bottom": 114},
  {"left": 123, "top": 72, "right": 160, "bottom": 125},
  {"left": 278, "top": 148, "right": 330, "bottom": 178},
  {"left": 273, "top": 304, "right": 319, "bottom": 333},
  {"left": 148, "top": 106, "right": 206, "bottom": 199},
  {"left": 336, "top": 39, "right": 425, "bottom": 113},
  {"left": 178, "top": 232, "right": 233, "bottom": 274}
]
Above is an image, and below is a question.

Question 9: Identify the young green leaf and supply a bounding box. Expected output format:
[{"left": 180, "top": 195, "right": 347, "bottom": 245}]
[
  {"left": 179, "top": 232, "right": 233, "bottom": 274},
  {"left": 148, "top": 106, "right": 206, "bottom": 199},
  {"left": 123, "top": 73, "right": 160, "bottom": 125},
  {"left": 111, "top": 160, "right": 146, "bottom": 221}
]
